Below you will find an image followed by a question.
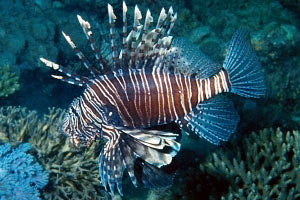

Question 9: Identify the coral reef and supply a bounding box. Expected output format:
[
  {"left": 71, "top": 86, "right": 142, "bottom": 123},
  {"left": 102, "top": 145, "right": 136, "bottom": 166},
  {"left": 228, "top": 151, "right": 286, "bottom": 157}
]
[
  {"left": 0, "top": 106, "right": 109, "bottom": 200},
  {"left": 0, "top": 65, "right": 19, "bottom": 97},
  {"left": 0, "top": 143, "right": 49, "bottom": 200},
  {"left": 199, "top": 128, "right": 299, "bottom": 200},
  {"left": 135, "top": 128, "right": 299, "bottom": 200}
]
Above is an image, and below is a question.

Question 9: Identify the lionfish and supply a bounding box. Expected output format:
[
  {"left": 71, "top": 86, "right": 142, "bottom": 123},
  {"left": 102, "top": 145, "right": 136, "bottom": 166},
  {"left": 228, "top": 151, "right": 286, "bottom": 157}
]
[{"left": 40, "top": 2, "right": 265, "bottom": 196}]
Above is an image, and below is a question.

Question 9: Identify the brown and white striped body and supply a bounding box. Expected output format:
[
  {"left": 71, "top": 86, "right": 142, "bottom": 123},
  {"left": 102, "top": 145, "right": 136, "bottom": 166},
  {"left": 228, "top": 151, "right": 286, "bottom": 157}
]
[
  {"left": 40, "top": 2, "right": 266, "bottom": 196},
  {"left": 83, "top": 67, "right": 231, "bottom": 129}
]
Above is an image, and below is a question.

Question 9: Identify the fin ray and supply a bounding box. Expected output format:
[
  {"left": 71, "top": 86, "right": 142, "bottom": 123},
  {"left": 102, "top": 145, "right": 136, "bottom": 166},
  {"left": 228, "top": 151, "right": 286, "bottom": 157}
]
[
  {"left": 40, "top": 57, "right": 88, "bottom": 86},
  {"left": 183, "top": 96, "right": 240, "bottom": 145},
  {"left": 77, "top": 14, "right": 105, "bottom": 72},
  {"left": 169, "top": 38, "right": 221, "bottom": 77},
  {"left": 223, "top": 29, "right": 266, "bottom": 98},
  {"left": 99, "top": 126, "right": 180, "bottom": 195}
]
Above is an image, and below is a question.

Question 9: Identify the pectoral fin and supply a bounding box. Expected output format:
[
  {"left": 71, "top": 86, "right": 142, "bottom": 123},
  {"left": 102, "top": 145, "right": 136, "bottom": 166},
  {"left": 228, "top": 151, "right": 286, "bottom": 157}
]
[{"left": 99, "top": 125, "right": 181, "bottom": 196}]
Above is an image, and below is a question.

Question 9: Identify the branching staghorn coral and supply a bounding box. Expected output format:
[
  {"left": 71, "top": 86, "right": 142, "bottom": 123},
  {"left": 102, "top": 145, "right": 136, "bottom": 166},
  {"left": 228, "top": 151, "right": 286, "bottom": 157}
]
[
  {"left": 0, "top": 106, "right": 109, "bottom": 200},
  {"left": 199, "top": 128, "right": 299, "bottom": 200}
]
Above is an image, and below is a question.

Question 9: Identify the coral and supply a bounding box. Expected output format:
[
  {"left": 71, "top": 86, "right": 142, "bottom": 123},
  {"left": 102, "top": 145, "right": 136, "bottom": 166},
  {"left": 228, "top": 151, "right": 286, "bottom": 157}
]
[
  {"left": 0, "top": 65, "right": 19, "bottom": 97},
  {"left": 0, "top": 143, "right": 49, "bottom": 200},
  {"left": 149, "top": 128, "right": 299, "bottom": 200},
  {"left": 199, "top": 128, "right": 299, "bottom": 200},
  {"left": 0, "top": 106, "right": 109, "bottom": 200}
]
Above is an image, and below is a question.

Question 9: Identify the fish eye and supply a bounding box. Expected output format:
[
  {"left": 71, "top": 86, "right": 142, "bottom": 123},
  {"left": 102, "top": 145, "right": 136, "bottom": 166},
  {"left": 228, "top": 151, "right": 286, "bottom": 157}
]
[{"left": 71, "top": 106, "right": 76, "bottom": 113}]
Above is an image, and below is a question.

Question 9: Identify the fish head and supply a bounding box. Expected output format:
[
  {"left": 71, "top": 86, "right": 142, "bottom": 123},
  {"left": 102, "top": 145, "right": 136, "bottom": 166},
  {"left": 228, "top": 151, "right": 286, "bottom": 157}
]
[{"left": 60, "top": 97, "right": 102, "bottom": 148}]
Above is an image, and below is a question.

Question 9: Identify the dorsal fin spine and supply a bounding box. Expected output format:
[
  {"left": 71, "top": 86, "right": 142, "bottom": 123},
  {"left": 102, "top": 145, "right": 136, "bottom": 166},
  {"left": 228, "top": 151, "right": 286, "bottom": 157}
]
[
  {"left": 122, "top": 1, "right": 128, "bottom": 68},
  {"left": 77, "top": 15, "right": 104, "bottom": 73},
  {"left": 61, "top": 31, "right": 97, "bottom": 77},
  {"left": 138, "top": 10, "right": 153, "bottom": 64},
  {"left": 40, "top": 57, "right": 88, "bottom": 86},
  {"left": 156, "top": 8, "right": 167, "bottom": 29},
  {"left": 130, "top": 5, "right": 142, "bottom": 68},
  {"left": 108, "top": 4, "right": 119, "bottom": 70},
  {"left": 167, "top": 11, "right": 177, "bottom": 35}
]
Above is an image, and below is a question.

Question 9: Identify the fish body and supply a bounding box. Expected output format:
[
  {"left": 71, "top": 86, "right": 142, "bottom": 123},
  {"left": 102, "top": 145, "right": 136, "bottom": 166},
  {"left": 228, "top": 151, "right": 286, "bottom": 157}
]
[
  {"left": 81, "top": 67, "right": 230, "bottom": 129},
  {"left": 40, "top": 2, "right": 265, "bottom": 196}
]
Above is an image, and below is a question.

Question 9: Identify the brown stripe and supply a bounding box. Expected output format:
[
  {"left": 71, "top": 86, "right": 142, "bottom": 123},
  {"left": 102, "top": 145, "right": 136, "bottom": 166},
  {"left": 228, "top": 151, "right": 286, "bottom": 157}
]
[
  {"left": 223, "top": 69, "right": 231, "bottom": 91},
  {"left": 140, "top": 69, "right": 150, "bottom": 126},
  {"left": 190, "top": 78, "right": 198, "bottom": 108},
  {"left": 171, "top": 73, "right": 185, "bottom": 118},
  {"left": 161, "top": 72, "right": 172, "bottom": 123},
  {"left": 209, "top": 76, "right": 216, "bottom": 97},
  {"left": 125, "top": 72, "right": 141, "bottom": 127},
  {"left": 201, "top": 79, "right": 206, "bottom": 101},
  {"left": 97, "top": 78, "right": 131, "bottom": 126},
  {"left": 165, "top": 72, "right": 175, "bottom": 121},
  {"left": 182, "top": 76, "right": 191, "bottom": 114},
  {"left": 147, "top": 72, "right": 160, "bottom": 126},
  {"left": 81, "top": 93, "right": 102, "bottom": 120},
  {"left": 136, "top": 72, "right": 148, "bottom": 126}
]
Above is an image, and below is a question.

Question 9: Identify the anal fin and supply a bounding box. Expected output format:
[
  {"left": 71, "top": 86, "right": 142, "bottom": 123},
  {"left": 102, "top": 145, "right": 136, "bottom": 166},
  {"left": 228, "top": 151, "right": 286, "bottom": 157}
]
[{"left": 135, "top": 158, "right": 175, "bottom": 189}]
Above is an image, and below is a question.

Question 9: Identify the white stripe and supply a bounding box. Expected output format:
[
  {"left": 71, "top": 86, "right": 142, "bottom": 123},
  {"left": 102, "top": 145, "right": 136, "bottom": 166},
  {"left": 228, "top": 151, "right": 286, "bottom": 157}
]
[
  {"left": 79, "top": 98, "right": 97, "bottom": 136},
  {"left": 157, "top": 67, "right": 166, "bottom": 123},
  {"left": 178, "top": 74, "right": 187, "bottom": 115},
  {"left": 158, "top": 69, "right": 166, "bottom": 123},
  {"left": 94, "top": 79, "right": 134, "bottom": 126},
  {"left": 113, "top": 71, "right": 129, "bottom": 101},
  {"left": 119, "top": 71, "right": 129, "bottom": 101},
  {"left": 141, "top": 68, "right": 151, "bottom": 126},
  {"left": 163, "top": 70, "right": 172, "bottom": 121},
  {"left": 128, "top": 69, "right": 139, "bottom": 123},
  {"left": 174, "top": 73, "right": 183, "bottom": 116},
  {"left": 86, "top": 87, "right": 105, "bottom": 106},
  {"left": 102, "top": 75, "right": 134, "bottom": 126},
  {"left": 214, "top": 76, "right": 217, "bottom": 95},
  {"left": 196, "top": 79, "right": 201, "bottom": 104},
  {"left": 186, "top": 75, "right": 193, "bottom": 113},
  {"left": 103, "top": 75, "right": 118, "bottom": 94},
  {"left": 83, "top": 91, "right": 103, "bottom": 123},
  {"left": 133, "top": 69, "right": 142, "bottom": 119},
  {"left": 208, "top": 78, "right": 212, "bottom": 98},
  {"left": 152, "top": 66, "right": 161, "bottom": 123},
  {"left": 94, "top": 79, "right": 117, "bottom": 106},
  {"left": 216, "top": 74, "right": 222, "bottom": 94},
  {"left": 200, "top": 80, "right": 204, "bottom": 101},
  {"left": 204, "top": 79, "right": 208, "bottom": 100},
  {"left": 220, "top": 70, "right": 229, "bottom": 92},
  {"left": 167, "top": 72, "right": 177, "bottom": 120}
]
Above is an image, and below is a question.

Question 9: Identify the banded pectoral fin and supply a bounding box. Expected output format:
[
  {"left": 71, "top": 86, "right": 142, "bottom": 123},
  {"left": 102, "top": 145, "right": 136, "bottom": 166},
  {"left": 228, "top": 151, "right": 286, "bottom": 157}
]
[{"left": 99, "top": 125, "right": 181, "bottom": 196}]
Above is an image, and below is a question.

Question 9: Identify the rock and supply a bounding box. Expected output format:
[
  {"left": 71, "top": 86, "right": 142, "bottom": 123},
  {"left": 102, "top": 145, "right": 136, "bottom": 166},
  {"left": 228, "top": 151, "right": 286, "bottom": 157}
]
[
  {"left": 199, "top": 37, "right": 223, "bottom": 61},
  {"left": 5, "top": 32, "right": 25, "bottom": 54},
  {"left": 189, "top": 26, "right": 211, "bottom": 44},
  {"left": 53, "top": 1, "right": 64, "bottom": 8},
  {"left": 31, "top": 20, "right": 49, "bottom": 41},
  {"left": 0, "top": 25, "right": 5, "bottom": 39},
  {"left": 34, "top": 0, "right": 52, "bottom": 10},
  {"left": 0, "top": 52, "right": 16, "bottom": 66}
]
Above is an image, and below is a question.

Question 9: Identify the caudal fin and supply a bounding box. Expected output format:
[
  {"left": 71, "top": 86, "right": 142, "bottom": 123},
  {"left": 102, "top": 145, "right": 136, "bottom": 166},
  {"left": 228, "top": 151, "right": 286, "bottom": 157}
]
[{"left": 223, "top": 29, "right": 266, "bottom": 98}]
